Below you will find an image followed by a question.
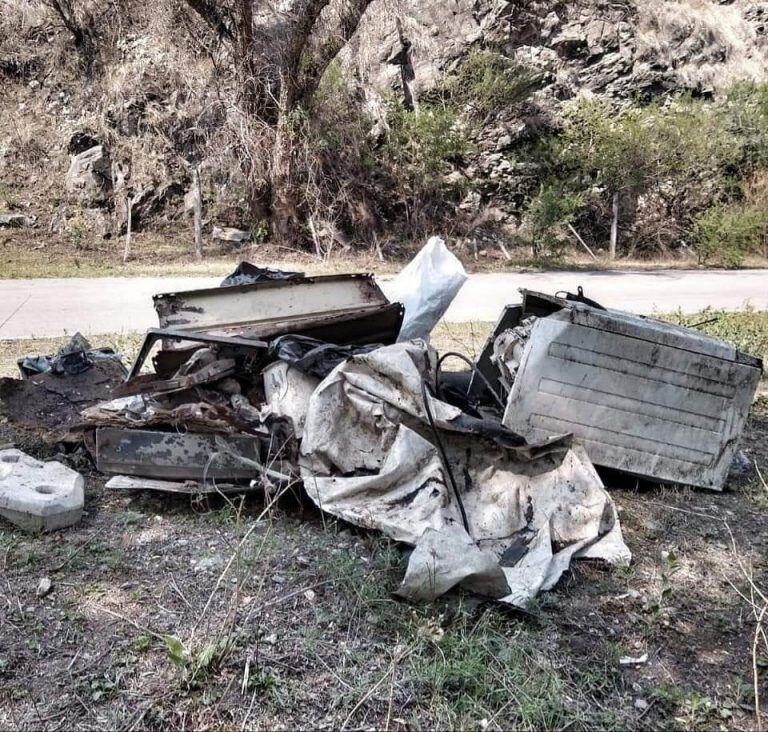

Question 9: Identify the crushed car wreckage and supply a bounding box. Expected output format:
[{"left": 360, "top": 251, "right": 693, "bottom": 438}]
[{"left": 0, "top": 236, "right": 762, "bottom": 610}]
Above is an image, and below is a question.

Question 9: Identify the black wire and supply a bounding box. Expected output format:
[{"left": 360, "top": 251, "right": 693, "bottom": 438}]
[
  {"left": 435, "top": 351, "right": 506, "bottom": 411},
  {"left": 420, "top": 378, "right": 471, "bottom": 536}
]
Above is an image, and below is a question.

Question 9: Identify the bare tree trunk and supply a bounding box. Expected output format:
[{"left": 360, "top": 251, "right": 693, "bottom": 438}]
[
  {"left": 44, "top": 0, "right": 96, "bottom": 73},
  {"left": 234, "top": 0, "right": 272, "bottom": 222},
  {"left": 123, "top": 196, "right": 132, "bottom": 263},
  {"left": 270, "top": 81, "right": 302, "bottom": 245},
  {"left": 610, "top": 190, "right": 619, "bottom": 259},
  {"left": 372, "top": 232, "right": 384, "bottom": 262},
  {"left": 307, "top": 215, "right": 322, "bottom": 258},
  {"left": 193, "top": 167, "right": 203, "bottom": 261}
]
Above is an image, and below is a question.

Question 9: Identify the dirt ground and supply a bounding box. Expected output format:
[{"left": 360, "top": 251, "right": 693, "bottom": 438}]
[{"left": 0, "top": 328, "right": 767, "bottom": 730}]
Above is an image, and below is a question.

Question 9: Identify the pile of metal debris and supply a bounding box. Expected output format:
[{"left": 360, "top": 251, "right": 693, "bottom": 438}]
[{"left": 0, "top": 238, "right": 762, "bottom": 608}]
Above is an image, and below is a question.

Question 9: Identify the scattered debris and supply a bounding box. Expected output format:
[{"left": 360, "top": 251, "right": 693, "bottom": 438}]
[
  {"left": 212, "top": 226, "right": 251, "bottom": 243},
  {"left": 0, "top": 248, "right": 761, "bottom": 610},
  {"left": 0, "top": 359, "right": 126, "bottom": 440},
  {"left": 0, "top": 212, "right": 35, "bottom": 228},
  {"left": 220, "top": 262, "right": 303, "bottom": 287},
  {"left": 105, "top": 475, "right": 242, "bottom": 494},
  {"left": 0, "top": 448, "right": 84, "bottom": 531},
  {"left": 18, "top": 332, "right": 124, "bottom": 378},
  {"left": 620, "top": 652, "right": 649, "bottom": 666}
]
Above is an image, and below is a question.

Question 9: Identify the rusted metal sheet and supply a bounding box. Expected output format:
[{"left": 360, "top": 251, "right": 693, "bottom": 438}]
[
  {"left": 153, "top": 274, "right": 388, "bottom": 335},
  {"left": 127, "top": 329, "right": 268, "bottom": 379},
  {"left": 96, "top": 427, "right": 261, "bottom": 480},
  {"left": 127, "top": 304, "right": 404, "bottom": 379},
  {"left": 502, "top": 300, "right": 762, "bottom": 490},
  {"left": 117, "top": 358, "right": 236, "bottom": 397}
]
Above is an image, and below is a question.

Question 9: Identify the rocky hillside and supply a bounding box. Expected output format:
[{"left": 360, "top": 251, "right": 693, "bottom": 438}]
[
  {"left": 359, "top": 0, "right": 768, "bottom": 103},
  {"left": 2, "top": 0, "right": 768, "bottom": 260}
]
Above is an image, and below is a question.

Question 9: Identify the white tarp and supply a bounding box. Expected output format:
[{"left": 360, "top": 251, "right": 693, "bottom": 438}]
[
  {"left": 386, "top": 237, "right": 468, "bottom": 342},
  {"left": 300, "top": 341, "right": 630, "bottom": 608}
]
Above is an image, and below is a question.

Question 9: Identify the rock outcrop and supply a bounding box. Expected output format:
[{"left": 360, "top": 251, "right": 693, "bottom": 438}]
[
  {"left": 65, "top": 144, "right": 112, "bottom": 206},
  {"left": 351, "top": 0, "right": 768, "bottom": 220},
  {"left": 356, "top": 0, "right": 768, "bottom": 106}
]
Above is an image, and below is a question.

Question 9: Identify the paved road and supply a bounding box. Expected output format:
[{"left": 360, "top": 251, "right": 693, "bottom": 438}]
[{"left": 0, "top": 269, "right": 765, "bottom": 339}]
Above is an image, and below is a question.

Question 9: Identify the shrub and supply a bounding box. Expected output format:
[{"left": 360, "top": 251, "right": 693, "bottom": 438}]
[
  {"left": 378, "top": 100, "right": 472, "bottom": 235},
  {"left": 526, "top": 183, "right": 584, "bottom": 255},
  {"left": 529, "top": 95, "right": 738, "bottom": 257},
  {"left": 445, "top": 49, "right": 541, "bottom": 120},
  {"left": 383, "top": 101, "right": 470, "bottom": 178},
  {"left": 694, "top": 202, "right": 768, "bottom": 266}
]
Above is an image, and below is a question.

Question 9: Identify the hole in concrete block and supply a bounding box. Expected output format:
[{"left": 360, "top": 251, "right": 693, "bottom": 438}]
[
  {"left": 1, "top": 454, "right": 19, "bottom": 463},
  {"left": 35, "top": 485, "right": 58, "bottom": 495}
]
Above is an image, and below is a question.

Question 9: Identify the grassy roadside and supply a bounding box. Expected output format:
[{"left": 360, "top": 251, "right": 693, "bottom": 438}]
[{"left": 3, "top": 230, "right": 768, "bottom": 279}]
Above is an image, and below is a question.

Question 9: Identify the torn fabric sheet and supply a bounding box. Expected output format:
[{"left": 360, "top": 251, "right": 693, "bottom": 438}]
[{"left": 300, "top": 341, "right": 630, "bottom": 608}]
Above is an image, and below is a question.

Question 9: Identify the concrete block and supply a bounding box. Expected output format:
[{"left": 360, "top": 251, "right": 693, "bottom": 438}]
[{"left": 0, "top": 449, "right": 84, "bottom": 532}]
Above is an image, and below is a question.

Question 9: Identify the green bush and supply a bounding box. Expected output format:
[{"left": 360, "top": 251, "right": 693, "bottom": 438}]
[
  {"left": 724, "top": 82, "right": 768, "bottom": 169},
  {"left": 526, "top": 183, "right": 584, "bottom": 255},
  {"left": 377, "top": 100, "right": 472, "bottom": 235},
  {"left": 527, "top": 94, "right": 741, "bottom": 257},
  {"left": 446, "top": 49, "right": 541, "bottom": 119},
  {"left": 383, "top": 101, "right": 470, "bottom": 179},
  {"left": 693, "top": 202, "right": 768, "bottom": 266},
  {"left": 661, "top": 308, "right": 768, "bottom": 361},
  {"left": 552, "top": 96, "right": 734, "bottom": 197}
]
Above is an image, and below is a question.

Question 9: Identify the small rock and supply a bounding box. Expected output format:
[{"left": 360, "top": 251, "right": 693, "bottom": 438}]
[
  {"left": 272, "top": 574, "right": 286, "bottom": 585},
  {"left": 194, "top": 555, "right": 224, "bottom": 573},
  {"left": 620, "top": 652, "right": 649, "bottom": 666},
  {"left": 728, "top": 450, "right": 751, "bottom": 477},
  {"left": 65, "top": 145, "right": 112, "bottom": 205},
  {"left": 303, "top": 589, "right": 316, "bottom": 603},
  {"left": 36, "top": 577, "right": 52, "bottom": 598},
  {"left": 0, "top": 213, "right": 35, "bottom": 228},
  {"left": 634, "top": 698, "right": 649, "bottom": 711},
  {"left": 263, "top": 632, "right": 278, "bottom": 645}
]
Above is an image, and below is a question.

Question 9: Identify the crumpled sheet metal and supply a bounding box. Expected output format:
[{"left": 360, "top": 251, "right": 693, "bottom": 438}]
[
  {"left": 80, "top": 397, "right": 250, "bottom": 434},
  {"left": 300, "top": 341, "right": 630, "bottom": 608},
  {"left": 492, "top": 316, "right": 536, "bottom": 395}
]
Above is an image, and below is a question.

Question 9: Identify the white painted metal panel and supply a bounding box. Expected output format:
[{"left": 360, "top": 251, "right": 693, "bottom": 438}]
[
  {"left": 153, "top": 274, "right": 387, "bottom": 332},
  {"left": 503, "top": 307, "right": 761, "bottom": 490}
]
